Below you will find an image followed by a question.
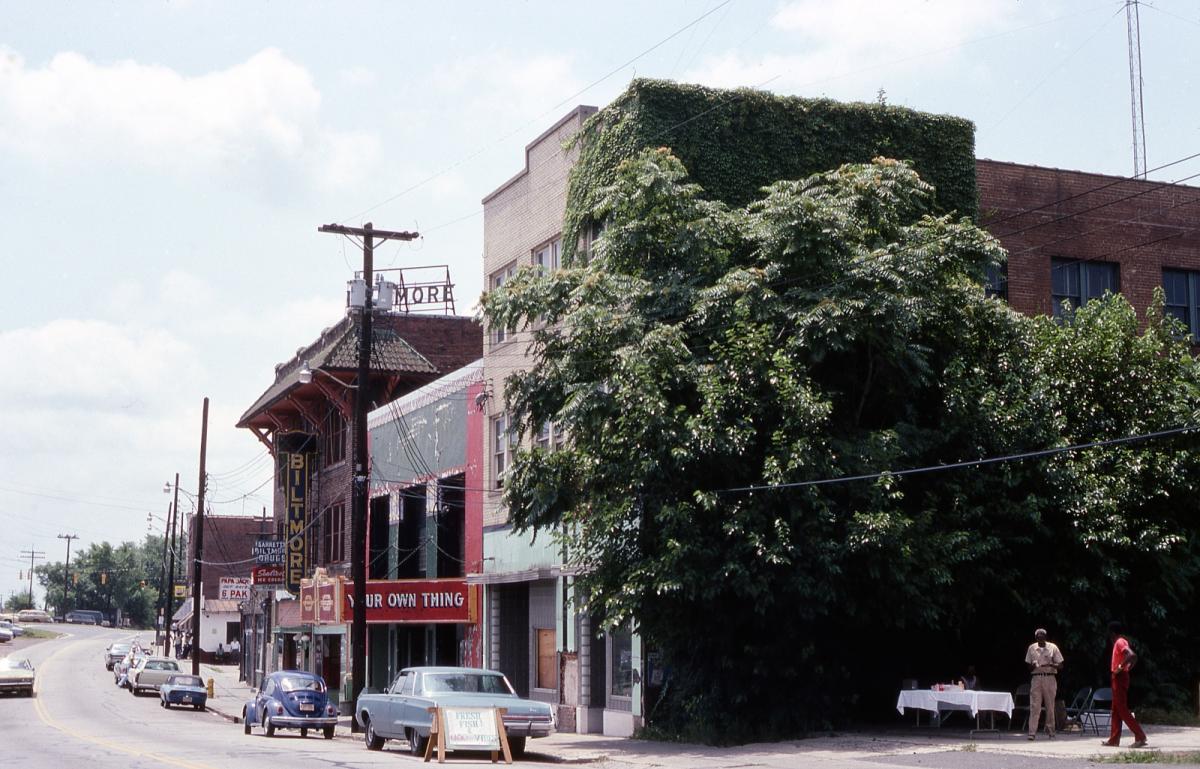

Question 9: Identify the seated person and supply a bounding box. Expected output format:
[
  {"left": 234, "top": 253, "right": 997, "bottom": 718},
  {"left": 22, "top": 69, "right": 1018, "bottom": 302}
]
[{"left": 959, "top": 666, "right": 979, "bottom": 690}]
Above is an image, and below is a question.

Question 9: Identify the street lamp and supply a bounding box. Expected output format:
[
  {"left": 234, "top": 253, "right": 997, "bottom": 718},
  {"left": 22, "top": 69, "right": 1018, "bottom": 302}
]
[
  {"left": 160, "top": 473, "right": 183, "bottom": 657},
  {"left": 297, "top": 360, "right": 357, "bottom": 388}
]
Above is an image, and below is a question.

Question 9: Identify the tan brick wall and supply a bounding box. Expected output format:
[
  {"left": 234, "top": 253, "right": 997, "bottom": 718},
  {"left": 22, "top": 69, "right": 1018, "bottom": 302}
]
[{"left": 481, "top": 106, "right": 596, "bottom": 528}]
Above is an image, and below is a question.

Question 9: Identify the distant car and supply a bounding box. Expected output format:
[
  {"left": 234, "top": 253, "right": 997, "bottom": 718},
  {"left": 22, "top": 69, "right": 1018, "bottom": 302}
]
[
  {"left": 0, "top": 626, "right": 11, "bottom": 644},
  {"left": 104, "top": 643, "right": 132, "bottom": 671},
  {"left": 16, "top": 609, "right": 53, "bottom": 623},
  {"left": 65, "top": 610, "right": 103, "bottom": 625},
  {"left": 160, "top": 674, "right": 207, "bottom": 711},
  {"left": 114, "top": 650, "right": 148, "bottom": 687},
  {"left": 355, "top": 666, "right": 556, "bottom": 758},
  {"left": 129, "top": 657, "right": 183, "bottom": 695},
  {"left": 0, "top": 657, "right": 35, "bottom": 697},
  {"left": 243, "top": 670, "right": 338, "bottom": 739},
  {"left": 2, "top": 620, "right": 26, "bottom": 637}
]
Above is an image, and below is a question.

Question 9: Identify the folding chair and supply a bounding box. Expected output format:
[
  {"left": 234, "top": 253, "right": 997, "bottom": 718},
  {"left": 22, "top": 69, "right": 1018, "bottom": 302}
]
[
  {"left": 1010, "top": 683, "right": 1031, "bottom": 731},
  {"left": 1065, "top": 686, "right": 1092, "bottom": 727},
  {"left": 1079, "top": 687, "right": 1113, "bottom": 735}
]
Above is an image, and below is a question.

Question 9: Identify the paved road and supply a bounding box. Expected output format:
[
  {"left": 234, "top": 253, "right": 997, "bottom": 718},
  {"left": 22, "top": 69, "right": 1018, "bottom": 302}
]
[
  {"left": 0, "top": 626, "right": 575, "bottom": 768},
  {"left": 4, "top": 628, "right": 1197, "bottom": 768}
]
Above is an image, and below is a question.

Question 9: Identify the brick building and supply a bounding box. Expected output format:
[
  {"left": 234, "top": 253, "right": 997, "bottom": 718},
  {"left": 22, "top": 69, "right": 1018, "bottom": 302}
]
[
  {"left": 977, "top": 159, "right": 1200, "bottom": 328},
  {"left": 237, "top": 306, "right": 481, "bottom": 700}
]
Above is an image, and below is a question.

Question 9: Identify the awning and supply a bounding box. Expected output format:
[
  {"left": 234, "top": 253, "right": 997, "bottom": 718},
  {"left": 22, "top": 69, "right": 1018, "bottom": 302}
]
[{"left": 202, "top": 599, "right": 241, "bottom": 614}]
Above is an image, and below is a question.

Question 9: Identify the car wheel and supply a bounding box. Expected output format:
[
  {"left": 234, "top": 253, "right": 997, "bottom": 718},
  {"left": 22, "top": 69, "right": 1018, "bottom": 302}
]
[
  {"left": 301, "top": 728, "right": 308, "bottom": 737},
  {"left": 160, "top": 699, "right": 167, "bottom": 709},
  {"left": 197, "top": 704, "right": 205, "bottom": 712},
  {"left": 264, "top": 715, "right": 276, "bottom": 737},
  {"left": 365, "top": 719, "right": 384, "bottom": 750},
  {"left": 408, "top": 728, "right": 428, "bottom": 757},
  {"left": 508, "top": 736, "right": 526, "bottom": 759},
  {"left": 324, "top": 726, "right": 335, "bottom": 740},
  {"left": 243, "top": 711, "right": 252, "bottom": 735}
]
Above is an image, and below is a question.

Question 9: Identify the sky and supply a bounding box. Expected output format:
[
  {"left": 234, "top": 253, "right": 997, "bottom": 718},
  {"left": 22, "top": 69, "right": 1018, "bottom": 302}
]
[{"left": 2, "top": 0, "right": 1198, "bottom": 606}]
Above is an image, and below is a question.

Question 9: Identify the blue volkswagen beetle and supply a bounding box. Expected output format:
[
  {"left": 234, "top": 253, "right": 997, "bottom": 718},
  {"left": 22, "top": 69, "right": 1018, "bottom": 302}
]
[{"left": 243, "top": 670, "right": 338, "bottom": 739}]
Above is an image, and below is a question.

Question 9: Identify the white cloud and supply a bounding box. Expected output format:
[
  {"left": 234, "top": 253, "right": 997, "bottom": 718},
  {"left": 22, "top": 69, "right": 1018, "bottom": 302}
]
[
  {"left": 0, "top": 47, "right": 378, "bottom": 189},
  {"left": 686, "top": 0, "right": 1015, "bottom": 95},
  {"left": 0, "top": 319, "right": 198, "bottom": 415}
]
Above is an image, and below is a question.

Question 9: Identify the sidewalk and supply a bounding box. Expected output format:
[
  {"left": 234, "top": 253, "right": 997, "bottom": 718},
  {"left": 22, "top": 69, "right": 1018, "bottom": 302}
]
[{"left": 189, "top": 662, "right": 1200, "bottom": 766}]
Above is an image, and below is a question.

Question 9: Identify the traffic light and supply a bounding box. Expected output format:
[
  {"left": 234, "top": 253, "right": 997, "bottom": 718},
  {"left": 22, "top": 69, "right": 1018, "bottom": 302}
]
[
  {"left": 72, "top": 572, "right": 78, "bottom": 585},
  {"left": 100, "top": 572, "right": 107, "bottom": 585}
]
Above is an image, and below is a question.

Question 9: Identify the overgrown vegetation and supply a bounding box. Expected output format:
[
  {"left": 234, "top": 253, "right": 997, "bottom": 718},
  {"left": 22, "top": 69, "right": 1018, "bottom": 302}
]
[
  {"left": 562, "top": 79, "right": 978, "bottom": 264},
  {"left": 484, "top": 145, "right": 1200, "bottom": 743}
]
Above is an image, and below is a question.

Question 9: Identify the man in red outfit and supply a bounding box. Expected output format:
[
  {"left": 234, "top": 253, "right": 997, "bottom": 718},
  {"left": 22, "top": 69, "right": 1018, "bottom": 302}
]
[{"left": 1101, "top": 621, "right": 1148, "bottom": 748}]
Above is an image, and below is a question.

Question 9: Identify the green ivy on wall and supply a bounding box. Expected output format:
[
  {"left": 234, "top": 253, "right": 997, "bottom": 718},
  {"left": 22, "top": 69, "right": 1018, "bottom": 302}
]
[{"left": 563, "top": 79, "right": 977, "bottom": 263}]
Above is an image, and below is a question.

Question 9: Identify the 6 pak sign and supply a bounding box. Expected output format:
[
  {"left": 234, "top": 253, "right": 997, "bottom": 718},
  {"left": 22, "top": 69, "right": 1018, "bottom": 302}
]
[
  {"left": 218, "top": 577, "right": 251, "bottom": 601},
  {"left": 344, "top": 579, "right": 477, "bottom": 624}
]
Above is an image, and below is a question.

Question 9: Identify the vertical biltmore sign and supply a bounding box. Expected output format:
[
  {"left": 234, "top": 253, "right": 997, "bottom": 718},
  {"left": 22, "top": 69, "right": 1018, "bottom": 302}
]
[{"left": 284, "top": 452, "right": 310, "bottom": 593}]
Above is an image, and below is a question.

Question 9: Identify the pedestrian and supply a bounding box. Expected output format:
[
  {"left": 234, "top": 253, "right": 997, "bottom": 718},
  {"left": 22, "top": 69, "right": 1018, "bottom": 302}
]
[
  {"left": 1024, "top": 627, "right": 1063, "bottom": 740},
  {"left": 1101, "top": 621, "right": 1148, "bottom": 748}
]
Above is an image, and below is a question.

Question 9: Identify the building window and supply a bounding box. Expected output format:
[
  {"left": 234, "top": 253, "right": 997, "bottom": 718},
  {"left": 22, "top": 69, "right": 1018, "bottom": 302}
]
[
  {"left": 536, "top": 628, "right": 557, "bottom": 690},
  {"left": 322, "top": 409, "right": 346, "bottom": 467},
  {"left": 493, "top": 414, "right": 516, "bottom": 488},
  {"left": 1051, "top": 258, "right": 1118, "bottom": 318},
  {"left": 985, "top": 263, "right": 1007, "bottom": 301},
  {"left": 610, "top": 626, "right": 633, "bottom": 697},
  {"left": 534, "top": 238, "right": 561, "bottom": 273},
  {"left": 1164, "top": 269, "right": 1200, "bottom": 339},
  {"left": 323, "top": 502, "right": 345, "bottom": 564},
  {"left": 535, "top": 421, "right": 552, "bottom": 451},
  {"left": 489, "top": 262, "right": 518, "bottom": 344}
]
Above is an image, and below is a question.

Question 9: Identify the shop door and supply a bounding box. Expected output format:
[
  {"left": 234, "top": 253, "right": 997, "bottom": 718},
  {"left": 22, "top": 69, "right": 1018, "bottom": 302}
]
[{"left": 322, "top": 636, "right": 341, "bottom": 697}]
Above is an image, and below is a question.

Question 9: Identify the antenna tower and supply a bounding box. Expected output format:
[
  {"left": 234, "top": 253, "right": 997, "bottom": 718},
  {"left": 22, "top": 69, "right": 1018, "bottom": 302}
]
[{"left": 1125, "top": 0, "right": 1147, "bottom": 178}]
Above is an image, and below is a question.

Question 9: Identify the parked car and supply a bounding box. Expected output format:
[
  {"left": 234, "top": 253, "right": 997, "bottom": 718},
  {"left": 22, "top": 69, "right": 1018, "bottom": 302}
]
[
  {"left": 3, "top": 620, "right": 26, "bottom": 637},
  {"left": 160, "top": 674, "right": 208, "bottom": 711},
  {"left": 243, "top": 670, "right": 337, "bottom": 739},
  {"left": 0, "top": 657, "right": 35, "bottom": 696},
  {"left": 65, "top": 610, "right": 104, "bottom": 625},
  {"left": 114, "top": 650, "right": 148, "bottom": 687},
  {"left": 16, "top": 609, "right": 53, "bottom": 623},
  {"left": 104, "top": 642, "right": 132, "bottom": 671},
  {"left": 0, "top": 625, "right": 12, "bottom": 644},
  {"left": 129, "top": 656, "right": 182, "bottom": 695},
  {"left": 355, "top": 666, "right": 555, "bottom": 758}
]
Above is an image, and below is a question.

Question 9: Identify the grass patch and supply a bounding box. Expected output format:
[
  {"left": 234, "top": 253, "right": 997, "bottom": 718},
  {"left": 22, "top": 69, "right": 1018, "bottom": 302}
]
[
  {"left": 1094, "top": 751, "right": 1200, "bottom": 764},
  {"left": 23, "top": 628, "right": 62, "bottom": 639},
  {"left": 959, "top": 743, "right": 977, "bottom": 752},
  {"left": 1139, "top": 708, "right": 1200, "bottom": 727}
]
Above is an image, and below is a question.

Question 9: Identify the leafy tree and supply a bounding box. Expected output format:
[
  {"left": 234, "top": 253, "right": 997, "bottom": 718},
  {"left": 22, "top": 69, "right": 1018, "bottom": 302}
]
[
  {"left": 37, "top": 535, "right": 171, "bottom": 627},
  {"left": 484, "top": 149, "right": 1200, "bottom": 740}
]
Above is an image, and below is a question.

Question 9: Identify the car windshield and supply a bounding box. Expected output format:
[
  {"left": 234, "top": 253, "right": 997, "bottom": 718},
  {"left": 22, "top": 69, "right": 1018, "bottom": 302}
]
[
  {"left": 147, "top": 661, "right": 179, "bottom": 671},
  {"left": 110, "top": 644, "right": 130, "bottom": 653},
  {"left": 168, "top": 676, "right": 203, "bottom": 687},
  {"left": 0, "top": 658, "right": 33, "bottom": 671},
  {"left": 421, "top": 673, "right": 514, "bottom": 695},
  {"left": 279, "top": 676, "right": 324, "bottom": 693}
]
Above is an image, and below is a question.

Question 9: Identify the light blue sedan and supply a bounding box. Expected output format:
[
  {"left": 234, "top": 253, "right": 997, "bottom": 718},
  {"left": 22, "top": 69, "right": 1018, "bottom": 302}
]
[{"left": 160, "top": 674, "right": 208, "bottom": 711}]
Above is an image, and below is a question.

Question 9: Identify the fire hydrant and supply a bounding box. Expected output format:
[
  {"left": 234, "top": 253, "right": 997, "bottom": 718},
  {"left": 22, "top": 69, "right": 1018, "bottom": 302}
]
[{"left": 207, "top": 678, "right": 215, "bottom": 698}]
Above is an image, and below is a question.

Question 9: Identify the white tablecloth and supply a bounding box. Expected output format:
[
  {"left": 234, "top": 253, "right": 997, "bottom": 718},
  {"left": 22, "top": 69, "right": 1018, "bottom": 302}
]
[{"left": 896, "top": 689, "right": 1015, "bottom": 718}]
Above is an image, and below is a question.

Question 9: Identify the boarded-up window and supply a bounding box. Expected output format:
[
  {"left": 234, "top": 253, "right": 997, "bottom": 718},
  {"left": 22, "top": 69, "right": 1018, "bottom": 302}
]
[{"left": 536, "top": 628, "right": 557, "bottom": 690}]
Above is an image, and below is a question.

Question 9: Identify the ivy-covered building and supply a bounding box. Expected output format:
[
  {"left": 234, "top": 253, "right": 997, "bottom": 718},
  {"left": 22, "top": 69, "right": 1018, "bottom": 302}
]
[{"left": 478, "top": 79, "right": 985, "bottom": 736}]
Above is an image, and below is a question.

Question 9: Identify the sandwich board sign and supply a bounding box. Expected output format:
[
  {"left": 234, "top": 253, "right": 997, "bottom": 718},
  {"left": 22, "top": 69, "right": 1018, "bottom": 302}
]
[{"left": 424, "top": 706, "right": 511, "bottom": 764}]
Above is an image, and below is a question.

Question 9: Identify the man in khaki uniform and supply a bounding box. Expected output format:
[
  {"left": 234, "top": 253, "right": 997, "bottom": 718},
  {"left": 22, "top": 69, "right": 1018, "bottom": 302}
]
[{"left": 1024, "top": 628, "right": 1064, "bottom": 740}]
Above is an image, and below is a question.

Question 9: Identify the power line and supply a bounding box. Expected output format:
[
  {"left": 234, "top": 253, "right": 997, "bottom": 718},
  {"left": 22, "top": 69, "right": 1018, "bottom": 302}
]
[{"left": 720, "top": 425, "right": 1200, "bottom": 494}]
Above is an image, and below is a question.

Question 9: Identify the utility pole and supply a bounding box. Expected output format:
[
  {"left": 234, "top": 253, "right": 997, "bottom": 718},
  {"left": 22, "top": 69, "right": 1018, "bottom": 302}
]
[
  {"left": 318, "top": 222, "right": 418, "bottom": 731},
  {"left": 192, "top": 397, "right": 209, "bottom": 676},
  {"left": 154, "top": 499, "right": 172, "bottom": 650},
  {"left": 165, "top": 472, "right": 180, "bottom": 657},
  {"left": 1126, "top": 0, "right": 1147, "bottom": 177},
  {"left": 19, "top": 548, "right": 45, "bottom": 609},
  {"left": 56, "top": 534, "right": 79, "bottom": 619}
]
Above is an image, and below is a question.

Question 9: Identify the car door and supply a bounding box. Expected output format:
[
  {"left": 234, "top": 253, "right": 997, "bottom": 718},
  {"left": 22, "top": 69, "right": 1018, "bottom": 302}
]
[
  {"left": 397, "top": 671, "right": 421, "bottom": 735},
  {"left": 383, "top": 672, "right": 409, "bottom": 737}
]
